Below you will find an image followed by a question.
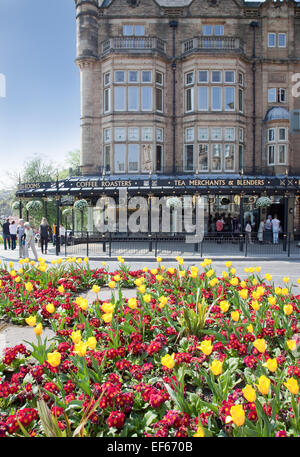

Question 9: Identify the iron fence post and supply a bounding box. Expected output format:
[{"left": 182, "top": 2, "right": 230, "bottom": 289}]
[
  {"left": 109, "top": 232, "right": 112, "bottom": 257},
  {"left": 283, "top": 233, "right": 287, "bottom": 252},
  {"left": 86, "top": 231, "right": 89, "bottom": 258},
  {"left": 155, "top": 234, "right": 158, "bottom": 258},
  {"left": 288, "top": 232, "right": 291, "bottom": 258}
]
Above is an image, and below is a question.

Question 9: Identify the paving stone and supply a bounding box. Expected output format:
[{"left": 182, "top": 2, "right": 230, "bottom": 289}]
[{"left": 0, "top": 325, "right": 55, "bottom": 358}]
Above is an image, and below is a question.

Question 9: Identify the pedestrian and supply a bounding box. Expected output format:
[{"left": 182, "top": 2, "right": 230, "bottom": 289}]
[
  {"left": 232, "top": 215, "right": 240, "bottom": 242},
  {"left": 2, "top": 219, "right": 11, "bottom": 250},
  {"left": 264, "top": 215, "right": 272, "bottom": 244},
  {"left": 39, "top": 217, "right": 50, "bottom": 255},
  {"left": 24, "top": 222, "right": 38, "bottom": 261},
  {"left": 271, "top": 214, "right": 281, "bottom": 245},
  {"left": 17, "top": 219, "right": 26, "bottom": 259},
  {"left": 59, "top": 224, "right": 66, "bottom": 245},
  {"left": 9, "top": 220, "right": 17, "bottom": 250},
  {"left": 245, "top": 219, "right": 253, "bottom": 244},
  {"left": 52, "top": 223, "right": 56, "bottom": 245},
  {"left": 258, "top": 219, "right": 265, "bottom": 243},
  {"left": 216, "top": 217, "right": 224, "bottom": 243}
]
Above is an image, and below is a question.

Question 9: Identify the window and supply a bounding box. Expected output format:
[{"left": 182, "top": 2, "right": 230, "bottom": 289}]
[
  {"left": 238, "top": 72, "right": 244, "bottom": 87},
  {"left": 128, "top": 127, "right": 139, "bottom": 141},
  {"left": 104, "top": 72, "right": 110, "bottom": 86},
  {"left": 185, "top": 72, "right": 194, "bottom": 86},
  {"left": 156, "top": 145, "right": 163, "bottom": 172},
  {"left": 238, "top": 89, "right": 244, "bottom": 112},
  {"left": 115, "top": 128, "right": 126, "bottom": 142},
  {"left": 224, "top": 144, "right": 235, "bottom": 171},
  {"left": 278, "top": 144, "right": 286, "bottom": 164},
  {"left": 198, "top": 86, "right": 208, "bottom": 111},
  {"left": 142, "top": 127, "right": 153, "bottom": 141},
  {"left": 128, "top": 86, "right": 139, "bottom": 111},
  {"left": 268, "top": 128, "right": 275, "bottom": 143},
  {"left": 212, "top": 87, "right": 222, "bottom": 111},
  {"left": 128, "top": 144, "right": 139, "bottom": 172},
  {"left": 225, "top": 71, "right": 235, "bottom": 84},
  {"left": 123, "top": 25, "right": 145, "bottom": 36},
  {"left": 115, "top": 71, "right": 125, "bottom": 83},
  {"left": 156, "top": 88, "right": 163, "bottom": 112},
  {"left": 141, "top": 86, "right": 152, "bottom": 111},
  {"left": 129, "top": 71, "right": 138, "bottom": 83},
  {"left": 239, "top": 144, "right": 244, "bottom": 171},
  {"left": 198, "top": 71, "right": 208, "bottom": 83},
  {"left": 278, "top": 33, "right": 286, "bottom": 48},
  {"left": 268, "top": 88, "right": 277, "bottom": 103},
  {"left": 225, "top": 87, "right": 235, "bottom": 111},
  {"left": 198, "top": 127, "right": 209, "bottom": 141},
  {"left": 115, "top": 144, "right": 126, "bottom": 172},
  {"left": 278, "top": 88, "right": 287, "bottom": 103},
  {"left": 198, "top": 144, "right": 208, "bottom": 172},
  {"left": 185, "top": 87, "right": 194, "bottom": 112},
  {"left": 184, "top": 145, "right": 194, "bottom": 171},
  {"left": 268, "top": 33, "right": 276, "bottom": 48},
  {"left": 185, "top": 127, "right": 194, "bottom": 142},
  {"left": 212, "top": 71, "right": 222, "bottom": 83},
  {"left": 212, "top": 144, "right": 222, "bottom": 171},
  {"left": 239, "top": 128, "right": 244, "bottom": 142},
  {"left": 156, "top": 72, "right": 163, "bottom": 85},
  {"left": 104, "top": 88, "right": 111, "bottom": 113},
  {"left": 214, "top": 25, "right": 224, "bottom": 36},
  {"left": 104, "top": 145, "right": 111, "bottom": 172},
  {"left": 156, "top": 128, "right": 163, "bottom": 142},
  {"left": 104, "top": 128, "right": 111, "bottom": 143},
  {"left": 203, "top": 25, "right": 213, "bottom": 36},
  {"left": 114, "top": 86, "right": 126, "bottom": 111},
  {"left": 211, "top": 128, "right": 222, "bottom": 140},
  {"left": 142, "top": 71, "right": 152, "bottom": 83},
  {"left": 268, "top": 145, "right": 275, "bottom": 165},
  {"left": 279, "top": 127, "right": 286, "bottom": 141},
  {"left": 225, "top": 128, "right": 235, "bottom": 141}
]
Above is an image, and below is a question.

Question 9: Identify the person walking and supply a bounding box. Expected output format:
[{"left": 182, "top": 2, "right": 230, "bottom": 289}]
[
  {"left": 59, "top": 224, "right": 66, "bottom": 246},
  {"left": 39, "top": 217, "right": 50, "bottom": 255},
  {"left": 264, "top": 215, "right": 273, "bottom": 244},
  {"left": 258, "top": 219, "right": 265, "bottom": 243},
  {"left": 24, "top": 222, "right": 38, "bottom": 261},
  {"left": 2, "top": 219, "right": 11, "bottom": 250},
  {"left": 245, "top": 218, "right": 253, "bottom": 244},
  {"left": 216, "top": 217, "right": 224, "bottom": 244},
  {"left": 9, "top": 220, "right": 17, "bottom": 250},
  {"left": 17, "top": 219, "right": 26, "bottom": 259},
  {"left": 271, "top": 214, "right": 281, "bottom": 245}
]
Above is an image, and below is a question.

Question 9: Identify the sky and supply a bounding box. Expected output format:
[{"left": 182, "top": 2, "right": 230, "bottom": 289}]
[{"left": 0, "top": 0, "right": 80, "bottom": 189}]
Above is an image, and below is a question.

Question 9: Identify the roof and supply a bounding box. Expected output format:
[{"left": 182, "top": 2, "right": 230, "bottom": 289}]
[{"left": 264, "top": 107, "right": 291, "bottom": 122}]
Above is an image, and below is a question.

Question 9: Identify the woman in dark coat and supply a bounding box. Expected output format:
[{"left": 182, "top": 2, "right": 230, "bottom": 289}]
[{"left": 39, "top": 217, "right": 50, "bottom": 254}]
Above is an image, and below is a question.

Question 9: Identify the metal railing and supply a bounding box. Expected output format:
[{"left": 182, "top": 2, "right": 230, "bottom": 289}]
[
  {"left": 102, "top": 37, "right": 166, "bottom": 55},
  {"left": 58, "top": 231, "right": 300, "bottom": 259},
  {"left": 182, "top": 36, "right": 244, "bottom": 55}
]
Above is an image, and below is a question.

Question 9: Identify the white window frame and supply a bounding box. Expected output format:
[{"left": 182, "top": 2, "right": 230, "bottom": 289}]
[
  {"left": 268, "top": 33, "right": 276, "bottom": 48},
  {"left": 224, "top": 127, "right": 235, "bottom": 142},
  {"left": 224, "top": 71, "right": 235, "bottom": 84},
  {"left": 185, "top": 87, "right": 194, "bottom": 113},
  {"left": 268, "top": 144, "right": 275, "bottom": 166},
  {"left": 278, "top": 33, "right": 286, "bottom": 48},
  {"left": 184, "top": 144, "right": 194, "bottom": 172},
  {"left": 278, "top": 127, "right": 287, "bottom": 142},
  {"left": 198, "top": 70, "right": 209, "bottom": 84},
  {"left": 268, "top": 128, "right": 275, "bottom": 143},
  {"left": 198, "top": 127, "right": 209, "bottom": 141},
  {"left": 278, "top": 144, "right": 287, "bottom": 165},
  {"left": 211, "top": 86, "right": 222, "bottom": 111},
  {"left": 224, "top": 144, "right": 235, "bottom": 172},
  {"left": 185, "top": 71, "right": 194, "bottom": 86},
  {"left": 198, "top": 143, "right": 209, "bottom": 172},
  {"left": 224, "top": 86, "right": 235, "bottom": 111},
  {"left": 198, "top": 86, "right": 209, "bottom": 111}
]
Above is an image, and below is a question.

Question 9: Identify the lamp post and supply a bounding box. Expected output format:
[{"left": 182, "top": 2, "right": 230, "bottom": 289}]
[{"left": 55, "top": 172, "right": 60, "bottom": 256}]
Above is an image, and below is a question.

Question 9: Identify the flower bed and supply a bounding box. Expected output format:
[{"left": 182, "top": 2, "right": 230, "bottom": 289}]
[{"left": 0, "top": 256, "right": 299, "bottom": 437}]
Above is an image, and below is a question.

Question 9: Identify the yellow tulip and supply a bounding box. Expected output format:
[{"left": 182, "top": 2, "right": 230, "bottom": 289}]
[
  {"left": 283, "top": 304, "right": 293, "bottom": 316},
  {"left": 87, "top": 336, "right": 97, "bottom": 350},
  {"left": 210, "top": 360, "right": 223, "bottom": 376},
  {"left": 102, "top": 313, "right": 113, "bottom": 323},
  {"left": 268, "top": 296, "right": 276, "bottom": 306},
  {"left": 128, "top": 298, "right": 138, "bottom": 310},
  {"left": 220, "top": 300, "right": 230, "bottom": 313},
  {"left": 74, "top": 341, "right": 88, "bottom": 357},
  {"left": 161, "top": 353, "right": 175, "bottom": 369},
  {"left": 46, "top": 303, "right": 55, "bottom": 314},
  {"left": 25, "top": 282, "right": 34, "bottom": 292},
  {"left": 71, "top": 330, "right": 82, "bottom": 344},
  {"left": 284, "top": 378, "right": 299, "bottom": 395},
  {"left": 257, "top": 375, "right": 270, "bottom": 396},
  {"left": 230, "top": 405, "right": 245, "bottom": 427},
  {"left": 251, "top": 300, "right": 260, "bottom": 311},
  {"left": 92, "top": 285, "right": 100, "bottom": 294},
  {"left": 79, "top": 299, "right": 89, "bottom": 311},
  {"left": 225, "top": 261, "right": 232, "bottom": 268},
  {"left": 247, "top": 324, "right": 254, "bottom": 333},
  {"left": 242, "top": 385, "right": 256, "bottom": 403},
  {"left": 25, "top": 315, "right": 37, "bottom": 327},
  {"left": 143, "top": 294, "right": 151, "bottom": 303},
  {"left": 47, "top": 351, "right": 61, "bottom": 368},
  {"left": 34, "top": 323, "right": 43, "bottom": 336},
  {"left": 156, "top": 257, "right": 162, "bottom": 263},
  {"left": 198, "top": 340, "right": 213, "bottom": 356},
  {"left": 287, "top": 339, "right": 297, "bottom": 351},
  {"left": 239, "top": 289, "right": 248, "bottom": 300},
  {"left": 230, "top": 277, "right": 239, "bottom": 286},
  {"left": 57, "top": 285, "right": 65, "bottom": 294},
  {"left": 101, "top": 302, "right": 115, "bottom": 314},
  {"left": 265, "top": 273, "right": 272, "bottom": 281},
  {"left": 264, "top": 358, "right": 277, "bottom": 373},
  {"left": 108, "top": 281, "right": 115, "bottom": 289},
  {"left": 231, "top": 310, "right": 240, "bottom": 322},
  {"left": 193, "top": 425, "right": 205, "bottom": 437},
  {"left": 253, "top": 338, "right": 267, "bottom": 353}
]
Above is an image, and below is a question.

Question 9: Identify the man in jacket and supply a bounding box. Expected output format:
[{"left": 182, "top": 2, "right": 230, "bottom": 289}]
[
  {"left": 17, "top": 219, "right": 26, "bottom": 259},
  {"left": 2, "top": 219, "right": 11, "bottom": 250}
]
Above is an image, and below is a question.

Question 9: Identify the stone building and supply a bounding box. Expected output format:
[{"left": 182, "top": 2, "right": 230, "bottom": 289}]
[{"left": 16, "top": 0, "right": 300, "bottom": 239}]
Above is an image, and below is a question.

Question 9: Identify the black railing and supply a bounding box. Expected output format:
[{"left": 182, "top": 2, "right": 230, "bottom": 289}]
[{"left": 59, "top": 231, "right": 300, "bottom": 259}]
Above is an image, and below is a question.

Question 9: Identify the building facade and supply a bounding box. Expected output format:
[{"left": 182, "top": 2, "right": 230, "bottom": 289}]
[{"left": 16, "top": 0, "right": 300, "bottom": 239}]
